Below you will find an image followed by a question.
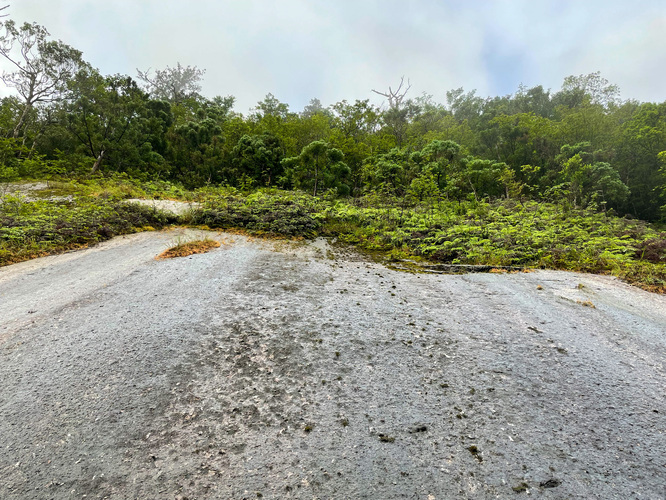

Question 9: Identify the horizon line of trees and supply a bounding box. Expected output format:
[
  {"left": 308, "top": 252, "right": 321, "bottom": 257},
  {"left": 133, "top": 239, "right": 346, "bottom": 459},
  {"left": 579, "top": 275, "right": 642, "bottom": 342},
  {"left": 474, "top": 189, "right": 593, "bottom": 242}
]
[{"left": 1, "top": 18, "right": 666, "bottom": 221}]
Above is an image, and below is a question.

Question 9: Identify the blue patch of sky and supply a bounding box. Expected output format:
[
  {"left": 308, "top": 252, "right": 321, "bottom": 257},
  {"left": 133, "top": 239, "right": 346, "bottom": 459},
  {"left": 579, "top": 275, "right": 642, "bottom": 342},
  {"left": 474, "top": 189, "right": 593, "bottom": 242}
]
[{"left": 481, "top": 32, "right": 529, "bottom": 98}]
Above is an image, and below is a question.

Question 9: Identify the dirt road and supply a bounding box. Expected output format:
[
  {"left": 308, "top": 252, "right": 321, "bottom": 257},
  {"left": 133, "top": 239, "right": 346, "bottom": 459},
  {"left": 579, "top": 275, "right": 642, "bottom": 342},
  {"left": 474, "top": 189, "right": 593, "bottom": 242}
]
[{"left": 0, "top": 229, "right": 664, "bottom": 499}]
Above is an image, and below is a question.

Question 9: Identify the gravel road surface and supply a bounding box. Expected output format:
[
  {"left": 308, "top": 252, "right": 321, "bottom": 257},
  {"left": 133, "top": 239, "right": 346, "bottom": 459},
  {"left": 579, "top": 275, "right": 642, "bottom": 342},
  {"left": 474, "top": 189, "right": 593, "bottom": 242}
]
[{"left": 1, "top": 229, "right": 665, "bottom": 499}]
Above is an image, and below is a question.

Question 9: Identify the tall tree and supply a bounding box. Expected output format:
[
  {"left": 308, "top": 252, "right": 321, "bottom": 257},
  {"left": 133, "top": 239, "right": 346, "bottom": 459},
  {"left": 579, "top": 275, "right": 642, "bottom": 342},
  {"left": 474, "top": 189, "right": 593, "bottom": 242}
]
[
  {"left": 615, "top": 102, "right": 666, "bottom": 219},
  {"left": 554, "top": 72, "right": 621, "bottom": 109},
  {"left": 65, "top": 68, "right": 148, "bottom": 172},
  {"left": 301, "top": 98, "right": 329, "bottom": 118},
  {"left": 137, "top": 63, "right": 205, "bottom": 104},
  {"left": 253, "top": 93, "right": 290, "bottom": 120},
  {"left": 0, "top": 20, "right": 86, "bottom": 138},
  {"left": 373, "top": 77, "right": 413, "bottom": 148},
  {"left": 282, "top": 141, "right": 350, "bottom": 196}
]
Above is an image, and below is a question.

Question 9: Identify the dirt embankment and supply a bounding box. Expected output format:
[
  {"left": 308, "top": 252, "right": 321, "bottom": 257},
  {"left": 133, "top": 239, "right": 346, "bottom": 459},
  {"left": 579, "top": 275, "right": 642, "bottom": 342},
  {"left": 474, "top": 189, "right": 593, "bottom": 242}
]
[{"left": 0, "top": 229, "right": 664, "bottom": 499}]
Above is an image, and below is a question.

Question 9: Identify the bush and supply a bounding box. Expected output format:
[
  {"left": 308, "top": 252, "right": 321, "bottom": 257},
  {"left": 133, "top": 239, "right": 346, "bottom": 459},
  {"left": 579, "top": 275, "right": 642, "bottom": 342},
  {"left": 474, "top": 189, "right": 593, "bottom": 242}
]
[
  {"left": 191, "top": 191, "right": 321, "bottom": 236},
  {"left": 0, "top": 195, "right": 177, "bottom": 266}
]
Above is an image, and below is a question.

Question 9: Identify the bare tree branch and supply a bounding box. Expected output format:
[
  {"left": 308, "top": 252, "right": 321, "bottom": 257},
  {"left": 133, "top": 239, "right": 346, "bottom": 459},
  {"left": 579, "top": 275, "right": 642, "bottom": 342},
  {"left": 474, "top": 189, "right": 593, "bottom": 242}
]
[
  {"left": 372, "top": 76, "right": 412, "bottom": 109},
  {"left": 136, "top": 63, "right": 205, "bottom": 103}
]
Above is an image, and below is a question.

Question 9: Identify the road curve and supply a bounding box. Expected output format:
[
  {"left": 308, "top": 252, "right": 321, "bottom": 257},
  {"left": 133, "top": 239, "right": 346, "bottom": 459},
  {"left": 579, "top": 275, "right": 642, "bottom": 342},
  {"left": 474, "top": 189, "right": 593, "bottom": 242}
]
[{"left": 0, "top": 229, "right": 665, "bottom": 499}]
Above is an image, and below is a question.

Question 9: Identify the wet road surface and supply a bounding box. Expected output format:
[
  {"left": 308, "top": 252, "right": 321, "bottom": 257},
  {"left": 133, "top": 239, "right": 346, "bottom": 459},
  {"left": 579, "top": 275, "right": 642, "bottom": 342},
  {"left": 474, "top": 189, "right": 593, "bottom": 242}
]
[{"left": 1, "top": 229, "right": 665, "bottom": 499}]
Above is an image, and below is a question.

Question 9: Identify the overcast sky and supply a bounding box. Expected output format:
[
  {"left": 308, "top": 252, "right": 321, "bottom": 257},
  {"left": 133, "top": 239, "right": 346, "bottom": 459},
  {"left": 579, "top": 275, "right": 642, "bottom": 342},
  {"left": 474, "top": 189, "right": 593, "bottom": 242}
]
[{"left": 2, "top": 0, "right": 665, "bottom": 113}]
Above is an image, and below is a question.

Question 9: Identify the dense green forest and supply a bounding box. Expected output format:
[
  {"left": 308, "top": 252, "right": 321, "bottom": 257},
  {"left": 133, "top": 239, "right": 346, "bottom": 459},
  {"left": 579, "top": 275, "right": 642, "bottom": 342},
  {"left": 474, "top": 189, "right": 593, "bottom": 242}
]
[
  {"left": 1, "top": 19, "right": 665, "bottom": 291},
  {"left": 2, "top": 19, "right": 666, "bottom": 220}
]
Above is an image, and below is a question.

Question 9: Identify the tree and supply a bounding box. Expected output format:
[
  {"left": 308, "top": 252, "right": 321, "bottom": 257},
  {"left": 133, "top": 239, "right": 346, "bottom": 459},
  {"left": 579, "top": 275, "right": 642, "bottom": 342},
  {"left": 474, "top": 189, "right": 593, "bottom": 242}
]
[
  {"left": 329, "top": 99, "right": 380, "bottom": 193},
  {"left": 363, "top": 148, "right": 411, "bottom": 195},
  {"left": 555, "top": 144, "right": 629, "bottom": 209},
  {"left": 202, "top": 95, "right": 235, "bottom": 123},
  {"left": 446, "top": 87, "right": 484, "bottom": 124},
  {"left": 512, "top": 84, "right": 554, "bottom": 118},
  {"left": 65, "top": 68, "right": 148, "bottom": 172},
  {"left": 167, "top": 117, "right": 224, "bottom": 186},
  {"left": 554, "top": 72, "right": 621, "bottom": 109},
  {"left": 253, "top": 93, "right": 290, "bottom": 120},
  {"left": 0, "top": 20, "right": 86, "bottom": 138},
  {"left": 460, "top": 158, "right": 505, "bottom": 201},
  {"left": 372, "top": 77, "right": 411, "bottom": 110},
  {"left": 373, "top": 77, "right": 414, "bottom": 148},
  {"left": 282, "top": 140, "right": 350, "bottom": 196},
  {"left": 587, "top": 162, "right": 630, "bottom": 210},
  {"left": 407, "top": 93, "right": 451, "bottom": 146},
  {"left": 615, "top": 102, "right": 666, "bottom": 219},
  {"left": 417, "top": 139, "right": 462, "bottom": 189},
  {"left": 331, "top": 99, "right": 380, "bottom": 140},
  {"left": 231, "top": 133, "right": 283, "bottom": 187},
  {"left": 658, "top": 151, "right": 666, "bottom": 217},
  {"left": 301, "top": 98, "right": 330, "bottom": 118},
  {"left": 137, "top": 63, "right": 205, "bottom": 104}
]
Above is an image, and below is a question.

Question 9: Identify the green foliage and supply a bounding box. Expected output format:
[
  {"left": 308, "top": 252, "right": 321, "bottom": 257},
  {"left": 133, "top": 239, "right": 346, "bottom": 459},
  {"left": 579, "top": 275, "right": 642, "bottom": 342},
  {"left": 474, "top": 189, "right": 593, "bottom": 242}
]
[
  {"left": 191, "top": 190, "right": 321, "bottom": 236},
  {"left": 363, "top": 147, "right": 411, "bottom": 195},
  {"left": 282, "top": 141, "right": 350, "bottom": 197},
  {"left": 319, "top": 196, "right": 665, "bottom": 291},
  {"left": 65, "top": 68, "right": 150, "bottom": 173},
  {"left": 0, "top": 19, "right": 87, "bottom": 138},
  {"left": 231, "top": 133, "right": 284, "bottom": 187},
  {"left": 0, "top": 193, "right": 175, "bottom": 265},
  {"left": 2, "top": 178, "right": 664, "bottom": 292},
  {"left": 0, "top": 138, "right": 20, "bottom": 181}
]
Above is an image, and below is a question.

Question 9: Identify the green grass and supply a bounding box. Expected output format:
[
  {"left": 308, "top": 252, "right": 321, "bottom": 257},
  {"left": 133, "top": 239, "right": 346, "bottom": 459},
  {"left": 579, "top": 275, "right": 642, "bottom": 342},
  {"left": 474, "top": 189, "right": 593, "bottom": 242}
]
[
  {"left": 0, "top": 192, "right": 177, "bottom": 266},
  {"left": 1, "top": 178, "right": 664, "bottom": 293},
  {"left": 319, "top": 197, "right": 665, "bottom": 292}
]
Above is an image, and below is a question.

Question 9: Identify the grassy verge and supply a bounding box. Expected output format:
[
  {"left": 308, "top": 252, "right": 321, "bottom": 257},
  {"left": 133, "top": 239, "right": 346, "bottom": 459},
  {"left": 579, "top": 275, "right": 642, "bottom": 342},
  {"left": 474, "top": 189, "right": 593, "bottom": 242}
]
[
  {"left": 2, "top": 178, "right": 664, "bottom": 293},
  {"left": 0, "top": 193, "right": 177, "bottom": 266},
  {"left": 188, "top": 190, "right": 665, "bottom": 292}
]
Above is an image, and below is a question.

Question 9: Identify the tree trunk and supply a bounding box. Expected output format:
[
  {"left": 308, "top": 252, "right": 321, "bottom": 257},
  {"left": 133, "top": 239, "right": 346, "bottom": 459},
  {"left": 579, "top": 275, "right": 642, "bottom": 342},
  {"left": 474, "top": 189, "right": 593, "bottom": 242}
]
[
  {"left": 312, "top": 162, "right": 319, "bottom": 197},
  {"left": 91, "top": 150, "right": 105, "bottom": 173},
  {"left": 469, "top": 180, "right": 478, "bottom": 202},
  {"left": 13, "top": 105, "right": 31, "bottom": 139}
]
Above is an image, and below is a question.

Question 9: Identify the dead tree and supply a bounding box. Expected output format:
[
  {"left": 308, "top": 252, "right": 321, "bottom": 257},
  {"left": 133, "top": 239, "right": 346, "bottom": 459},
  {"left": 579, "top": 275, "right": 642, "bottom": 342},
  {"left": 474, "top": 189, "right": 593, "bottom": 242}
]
[
  {"left": 372, "top": 77, "right": 413, "bottom": 148},
  {"left": 372, "top": 76, "right": 411, "bottom": 110}
]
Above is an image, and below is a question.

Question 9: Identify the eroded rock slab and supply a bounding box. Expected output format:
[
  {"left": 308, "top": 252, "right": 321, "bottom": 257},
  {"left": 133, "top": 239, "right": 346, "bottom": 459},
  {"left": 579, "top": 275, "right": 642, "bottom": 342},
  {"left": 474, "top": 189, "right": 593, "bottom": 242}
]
[{"left": 0, "top": 232, "right": 664, "bottom": 499}]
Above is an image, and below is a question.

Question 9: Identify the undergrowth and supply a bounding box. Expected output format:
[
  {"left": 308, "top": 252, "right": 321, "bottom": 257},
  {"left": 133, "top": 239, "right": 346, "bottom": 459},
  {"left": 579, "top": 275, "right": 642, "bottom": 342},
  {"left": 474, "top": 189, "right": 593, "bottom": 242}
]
[
  {"left": 1, "top": 178, "right": 664, "bottom": 293},
  {"left": 0, "top": 193, "right": 177, "bottom": 266},
  {"left": 188, "top": 190, "right": 322, "bottom": 236},
  {"left": 319, "top": 197, "right": 666, "bottom": 292}
]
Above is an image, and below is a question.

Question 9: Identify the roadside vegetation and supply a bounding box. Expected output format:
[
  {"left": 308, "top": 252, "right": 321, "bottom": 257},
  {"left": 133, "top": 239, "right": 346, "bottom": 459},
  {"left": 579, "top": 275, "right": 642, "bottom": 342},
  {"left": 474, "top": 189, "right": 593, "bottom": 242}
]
[
  {"left": 0, "top": 188, "right": 177, "bottom": 266},
  {"left": 156, "top": 237, "right": 221, "bottom": 260},
  {"left": 0, "top": 18, "right": 665, "bottom": 291},
  {"left": 2, "top": 180, "right": 664, "bottom": 293}
]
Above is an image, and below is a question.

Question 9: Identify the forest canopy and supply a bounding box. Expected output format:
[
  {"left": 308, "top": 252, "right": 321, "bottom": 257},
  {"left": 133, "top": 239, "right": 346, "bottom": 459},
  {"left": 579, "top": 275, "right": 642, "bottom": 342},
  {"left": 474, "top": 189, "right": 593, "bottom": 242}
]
[{"left": 1, "top": 19, "right": 666, "bottom": 222}]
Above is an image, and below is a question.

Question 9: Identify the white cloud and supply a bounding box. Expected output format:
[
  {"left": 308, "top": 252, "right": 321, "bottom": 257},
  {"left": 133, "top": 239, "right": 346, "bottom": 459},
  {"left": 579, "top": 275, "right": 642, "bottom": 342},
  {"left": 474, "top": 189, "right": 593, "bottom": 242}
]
[{"left": 1, "top": 0, "right": 664, "bottom": 111}]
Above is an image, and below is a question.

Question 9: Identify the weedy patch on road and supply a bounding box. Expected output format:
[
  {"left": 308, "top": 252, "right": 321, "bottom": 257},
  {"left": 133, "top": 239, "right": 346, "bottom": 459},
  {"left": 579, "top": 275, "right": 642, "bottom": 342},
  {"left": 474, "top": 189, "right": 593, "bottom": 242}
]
[{"left": 155, "top": 238, "right": 221, "bottom": 259}]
